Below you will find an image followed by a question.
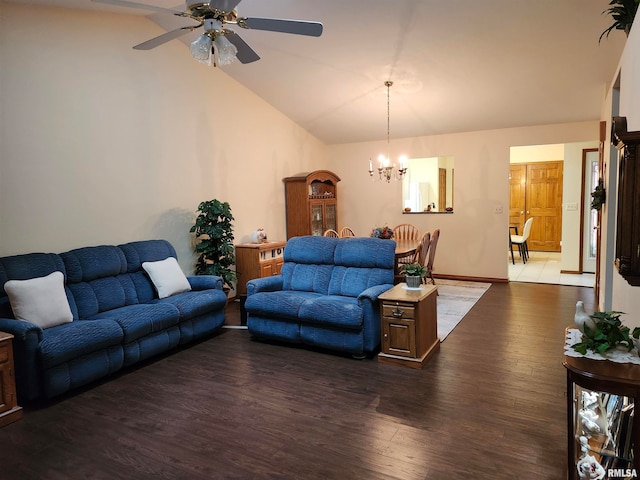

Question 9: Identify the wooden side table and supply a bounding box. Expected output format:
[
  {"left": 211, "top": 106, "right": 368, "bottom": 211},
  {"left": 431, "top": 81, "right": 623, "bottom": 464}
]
[
  {"left": 377, "top": 283, "right": 439, "bottom": 369},
  {"left": 0, "top": 332, "right": 23, "bottom": 427}
]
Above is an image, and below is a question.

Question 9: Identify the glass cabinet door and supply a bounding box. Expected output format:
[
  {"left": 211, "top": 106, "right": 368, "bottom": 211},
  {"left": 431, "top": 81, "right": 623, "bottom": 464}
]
[
  {"left": 310, "top": 203, "right": 324, "bottom": 236},
  {"left": 572, "top": 384, "right": 635, "bottom": 479},
  {"left": 325, "top": 202, "right": 337, "bottom": 232}
]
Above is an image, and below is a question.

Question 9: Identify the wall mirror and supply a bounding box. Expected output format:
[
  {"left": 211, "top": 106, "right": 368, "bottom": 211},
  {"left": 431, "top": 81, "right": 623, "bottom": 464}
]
[{"left": 401, "top": 156, "right": 454, "bottom": 213}]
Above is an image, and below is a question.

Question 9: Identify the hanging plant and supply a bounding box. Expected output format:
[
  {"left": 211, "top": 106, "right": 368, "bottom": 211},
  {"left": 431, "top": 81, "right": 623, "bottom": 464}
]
[
  {"left": 591, "top": 178, "right": 606, "bottom": 211},
  {"left": 600, "top": 0, "right": 640, "bottom": 42}
]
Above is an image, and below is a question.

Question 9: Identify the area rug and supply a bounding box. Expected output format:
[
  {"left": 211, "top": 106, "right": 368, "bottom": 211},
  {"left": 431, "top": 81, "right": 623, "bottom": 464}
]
[{"left": 436, "top": 279, "right": 491, "bottom": 340}]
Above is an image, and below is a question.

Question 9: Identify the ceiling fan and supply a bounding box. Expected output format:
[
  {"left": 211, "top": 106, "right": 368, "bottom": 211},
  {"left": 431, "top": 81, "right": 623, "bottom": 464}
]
[{"left": 92, "top": 0, "right": 323, "bottom": 66}]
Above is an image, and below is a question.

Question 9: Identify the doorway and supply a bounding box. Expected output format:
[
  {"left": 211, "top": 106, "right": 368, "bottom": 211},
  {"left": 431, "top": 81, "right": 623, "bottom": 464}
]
[{"left": 509, "top": 161, "right": 563, "bottom": 252}]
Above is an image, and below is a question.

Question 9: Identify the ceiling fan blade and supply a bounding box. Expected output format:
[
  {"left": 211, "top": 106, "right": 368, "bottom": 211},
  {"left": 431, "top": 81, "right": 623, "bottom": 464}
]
[
  {"left": 133, "top": 26, "right": 198, "bottom": 50},
  {"left": 225, "top": 34, "right": 260, "bottom": 64},
  {"left": 208, "top": 0, "right": 243, "bottom": 13},
  {"left": 91, "top": 0, "right": 185, "bottom": 16},
  {"left": 240, "top": 17, "right": 323, "bottom": 37}
]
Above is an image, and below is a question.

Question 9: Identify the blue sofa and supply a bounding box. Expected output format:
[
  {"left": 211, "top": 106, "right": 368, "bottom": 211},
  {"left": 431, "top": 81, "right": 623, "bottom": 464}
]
[
  {"left": 245, "top": 236, "right": 395, "bottom": 356},
  {"left": 0, "top": 240, "right": 227, "bottom": 402}
]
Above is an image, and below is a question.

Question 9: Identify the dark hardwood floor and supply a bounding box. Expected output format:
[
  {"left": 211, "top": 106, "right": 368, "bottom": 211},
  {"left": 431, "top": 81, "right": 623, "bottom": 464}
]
[{"left": 0, "top": 282, "right": 594, "bottom": 479}]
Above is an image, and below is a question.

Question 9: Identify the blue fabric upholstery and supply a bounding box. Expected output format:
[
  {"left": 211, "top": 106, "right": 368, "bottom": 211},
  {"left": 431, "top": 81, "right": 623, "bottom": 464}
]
[
  {"left": 0, "top": 239, "right": 226, "bottom": 402},
  {"left": 246, "top": 236, "right": 394, "bottom": 356}
]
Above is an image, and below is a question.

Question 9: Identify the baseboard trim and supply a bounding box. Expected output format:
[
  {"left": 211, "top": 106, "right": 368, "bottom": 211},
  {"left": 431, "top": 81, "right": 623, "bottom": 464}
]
[
  {"left": 560, "top": 270, "right": 582, "bottom": 275},
  {"left": 434, "top": 274, "right": 507, "bottom": 284}
]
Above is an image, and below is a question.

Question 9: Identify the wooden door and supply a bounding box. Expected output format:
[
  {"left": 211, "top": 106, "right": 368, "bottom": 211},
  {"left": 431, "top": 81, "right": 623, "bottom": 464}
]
[
  {"left": 509, "top": 165, "right": 526, "bottom": 229},
  {"left": 438, "top": 168, "right": 446, "bottom": 211},
  {"left": 526, "top": 162, "right": 563, "bottom": 251}
]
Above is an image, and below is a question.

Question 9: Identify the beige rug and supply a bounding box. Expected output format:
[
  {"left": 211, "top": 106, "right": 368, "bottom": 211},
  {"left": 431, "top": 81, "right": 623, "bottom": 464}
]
[{"left": 436, "top": 279, "right": 491, "bottom": 340}]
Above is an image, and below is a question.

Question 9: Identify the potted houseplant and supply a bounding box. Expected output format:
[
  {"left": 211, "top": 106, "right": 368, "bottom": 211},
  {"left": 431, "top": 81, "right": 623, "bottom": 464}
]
[
  {"left": 600, "top": 0, "right": 640, "bottom": 42},
  {"left": 401, "top": 263, "right": 426, "bottom": 288},
  {"left": 190, "top": 199, "right": 236, "bottom": 291},
  {"left": 572, "top": 310, "right": 640, "bottom": 354},
  {"left": 591, "top": 178, "right": 606, "bottom": 211}
]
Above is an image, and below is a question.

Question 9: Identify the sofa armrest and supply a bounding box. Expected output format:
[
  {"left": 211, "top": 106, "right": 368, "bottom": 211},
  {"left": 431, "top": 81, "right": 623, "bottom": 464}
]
[
  {"left": 187, "top": 275, "right": 223, "bottom": 291},
  {"left": 0, "top": 318, "right": 43, "bottom": 344},
  {"left": 357, "top": 284, "right": 394, "bottom": 305},
  {"left": 0, "top": 318, "right": 44, "bottom": 402},
  {"left": 247, "top": 276, "right": 284, "bottom": 296}
]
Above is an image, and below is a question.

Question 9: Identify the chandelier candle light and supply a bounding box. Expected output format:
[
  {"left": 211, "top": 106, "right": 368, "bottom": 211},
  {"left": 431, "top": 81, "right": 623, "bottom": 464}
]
[{"left": 369, "top": 80, "right": 408, "bottom": 183}]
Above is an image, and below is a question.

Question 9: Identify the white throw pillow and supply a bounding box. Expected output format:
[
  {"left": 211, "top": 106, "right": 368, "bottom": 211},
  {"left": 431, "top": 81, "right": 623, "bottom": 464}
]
[
  {"left": 4, "top": 271, "right": 73, "bottom": 329},
  {"left": 142, "top": 257, "right": 192, "bottom": 299}
]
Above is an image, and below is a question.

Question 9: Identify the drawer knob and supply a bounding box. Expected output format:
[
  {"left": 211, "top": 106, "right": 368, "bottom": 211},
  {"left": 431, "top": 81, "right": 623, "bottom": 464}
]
[{"left": 392, "top": 307, "right": 404, "bottom": 318}]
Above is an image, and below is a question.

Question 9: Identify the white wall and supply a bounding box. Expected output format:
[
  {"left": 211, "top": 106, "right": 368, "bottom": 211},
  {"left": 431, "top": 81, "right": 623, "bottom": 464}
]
[
  {"left": 0, "top": 4, "right": 326, "bottom": 282},
  {"left": 327, "top": 121, "right": 599, "bottom": 281},
  {"left": 603, "top": 21, "right": 640, "bottom": 329}
]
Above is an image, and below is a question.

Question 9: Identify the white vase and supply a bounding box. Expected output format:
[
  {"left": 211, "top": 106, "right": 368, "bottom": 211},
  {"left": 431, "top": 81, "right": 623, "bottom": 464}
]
[{"left": 574, "top": 301, "right": 595, "bottom": 333}]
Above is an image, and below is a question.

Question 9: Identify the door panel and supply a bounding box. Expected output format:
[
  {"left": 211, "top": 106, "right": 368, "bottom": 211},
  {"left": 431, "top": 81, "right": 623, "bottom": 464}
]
[
  {"left": 509, "top": 165, "right": 526, "bottom": 229},
  {"left": 526, "top": 162, "right": 563, "bottom": 251}
]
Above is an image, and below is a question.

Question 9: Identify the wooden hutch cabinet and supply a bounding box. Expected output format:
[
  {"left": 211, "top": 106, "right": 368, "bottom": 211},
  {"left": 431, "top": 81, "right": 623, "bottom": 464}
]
[
  {"left": 283, "top": 170, "right": 340, "bottom": 239},
  {"left": 612, "top": 117, "right": 640, "bottom": 286}
]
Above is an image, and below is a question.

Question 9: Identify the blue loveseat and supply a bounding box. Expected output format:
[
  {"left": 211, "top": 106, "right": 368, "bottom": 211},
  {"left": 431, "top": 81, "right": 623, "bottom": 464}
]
[
  {"left": 0, "top": 239, "right": 227, "bottom": 402},
  {"left": 245, "top": 236, "right": 395, "bottom": 356}
]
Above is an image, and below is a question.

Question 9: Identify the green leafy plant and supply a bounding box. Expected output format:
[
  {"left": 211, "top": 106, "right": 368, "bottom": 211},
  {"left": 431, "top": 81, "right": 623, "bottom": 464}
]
[
  {"left": 590, "top": 178, "right": 606, "bottom": 211},
  {"left": 189, "top": 199, "right": 236, "bottom": 290},
  {"left": 401, "top": 263, "right": 427, "bottom": 277},
  {"left": 600, "top": 0, "right": 640, "bottom": 42},
  {"left": 572, "top": 311, "right": 640, "bottom": 354}
]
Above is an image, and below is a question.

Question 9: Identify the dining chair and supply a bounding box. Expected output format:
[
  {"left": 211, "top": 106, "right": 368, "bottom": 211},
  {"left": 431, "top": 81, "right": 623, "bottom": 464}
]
[
  {"left": 414, "top": 231, "right": 431, "bottom": 266},
  {"left": 323, "top": 229, "right": 339, "bottom": 238},
  {"left": 392, "top": 223, "right": 420, "bottom": 242},
  {"left": 339, "top": 227, "right": 355, "bottom": 238},
  {"left": 393, "top": 223, "right": 421, "bottom": 275},
  {"left": 510, "top": 218, "right": 533, "bottom": 264},
  {"left": 424, "top": 228, "right": 440, "bottom": 285}
]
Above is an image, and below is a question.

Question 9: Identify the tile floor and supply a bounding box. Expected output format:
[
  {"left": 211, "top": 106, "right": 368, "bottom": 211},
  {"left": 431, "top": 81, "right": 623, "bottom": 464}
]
[{"left": 508, "top": 250, "right": 595, "bottom": 287}]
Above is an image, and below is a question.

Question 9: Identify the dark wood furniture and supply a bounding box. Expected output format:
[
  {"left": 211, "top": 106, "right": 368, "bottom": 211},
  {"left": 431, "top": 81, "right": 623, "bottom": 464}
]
[
  {"left": 283, "top": 170, "right": 340, "bottom": 239},
  {"left": 564, "top": 333, "right": 640, "bottom": 479},
  {"left": 235, "top": 241, "right": 286, "bottom": 296},
  {"left": 377, "top": 283, "right": 439, "bottom": 369},
  {"left": 612, "top": 116, "right": 640, "bottom": 286},
  {"left": 0, "top": 332, "right": 23, "bottom": 427}
]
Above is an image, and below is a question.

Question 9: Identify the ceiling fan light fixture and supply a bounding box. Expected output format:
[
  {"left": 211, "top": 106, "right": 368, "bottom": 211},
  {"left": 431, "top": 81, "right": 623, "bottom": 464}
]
[
  {"left": 214, "top": 34, "right": 238, "bottom": 66},
  {"left": 190, "top": 34, "right": 213, "bottom": 65}
]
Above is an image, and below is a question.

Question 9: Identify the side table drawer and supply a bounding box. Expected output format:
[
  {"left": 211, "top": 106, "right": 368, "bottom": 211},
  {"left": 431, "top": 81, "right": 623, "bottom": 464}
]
[{"left": 382, "top": 302, "right": 415, "bottom": 320}]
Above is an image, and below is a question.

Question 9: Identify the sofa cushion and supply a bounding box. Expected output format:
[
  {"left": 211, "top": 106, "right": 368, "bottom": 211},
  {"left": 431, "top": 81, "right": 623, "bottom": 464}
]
[
  {"left": 281, "top": 263, "right": 334, "bottom": 295},
  {"left": 157, "top": 289, "right": 227, "bottom": 320},
  {"left": 0, "top": 252, "right": 69, "bottom": 319},
  {"left": 142, "top": 257, "right": 192, "bottom": 299},
  {"left": 39, "top": 319, "right": 124, "bottom": 368},
  {"left": 245, "top": 290, "right": 323, "bottom": 320},
  {"left": 90, "top": 303, "right": 180, "bottom": 343},
  {"left": 298, "top": 296, "right": 363, "bottom": 330},
  {"left": 61, "top": 245, "right": 127, "bottom": 283},
  {"left": 4, "top": 271, "right": 73, "bottom": 329},
  {"left": 279, "top": 236, "right": 337, "bottom": 295},
  {"left": 61, "top": 245, "right": 138, "bottom": 318},
  {"left": 329, "top": 238, "right": 395, "bottom": 296},
  {"left": 119, "top": 240, "right": 180, "bottom": 303}
]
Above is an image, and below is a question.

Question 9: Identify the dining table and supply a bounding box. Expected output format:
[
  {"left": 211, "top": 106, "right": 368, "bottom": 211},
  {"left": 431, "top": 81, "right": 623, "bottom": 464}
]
[{"left": 393, "top": 238, "right": 419, "bottom": 283}]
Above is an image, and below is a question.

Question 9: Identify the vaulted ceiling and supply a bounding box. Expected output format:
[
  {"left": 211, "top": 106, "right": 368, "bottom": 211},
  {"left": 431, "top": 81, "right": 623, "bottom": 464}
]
[{"left": 5, "top": 0, "right": 628, "bottom": 144}]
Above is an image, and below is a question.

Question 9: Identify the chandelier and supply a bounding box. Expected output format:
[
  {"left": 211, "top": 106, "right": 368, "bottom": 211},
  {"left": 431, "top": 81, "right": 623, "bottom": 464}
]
[{"left": 369, "top": 80, "right": 408, "bottom": 182}]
